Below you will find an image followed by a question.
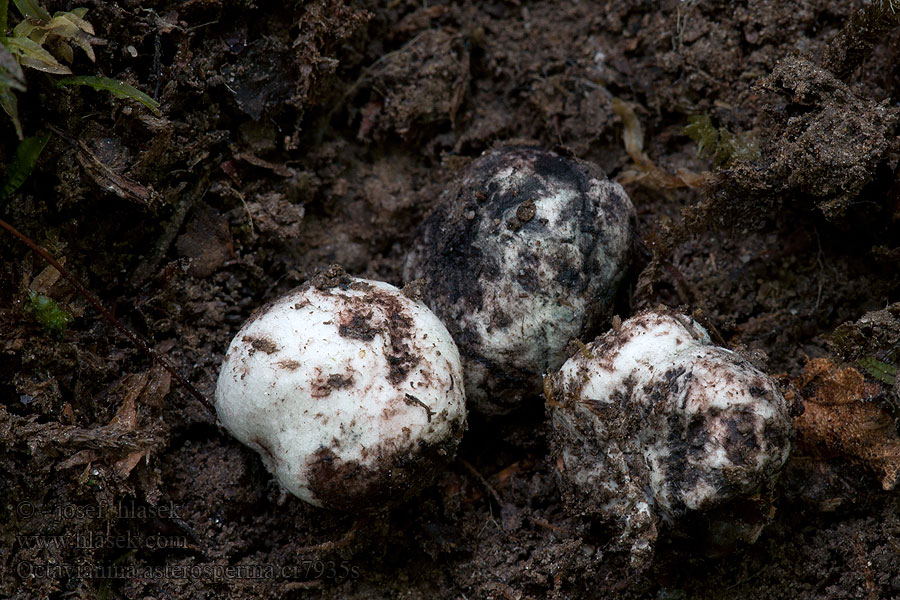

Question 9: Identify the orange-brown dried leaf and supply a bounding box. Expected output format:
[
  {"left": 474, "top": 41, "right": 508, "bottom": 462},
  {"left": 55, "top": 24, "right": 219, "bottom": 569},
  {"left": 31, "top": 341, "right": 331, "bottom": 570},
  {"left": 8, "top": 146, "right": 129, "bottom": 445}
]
[
  {"left": 109, "top": 372, "right": 149, "bottom": 431},
  {"left": 792, "top": 357, "right": 900, "bottom": 490},
  {"left": 612, "top": 97, "right": 711, "bottom": 190},
  {"left": 139, "top": 363, "right": 172, "bottom": 409},
  {"left": 115, "top": 450, "right": 147, "bottom": 479},
  {"left": 494, "top": 458, "right": 535, "bottom": 491}
]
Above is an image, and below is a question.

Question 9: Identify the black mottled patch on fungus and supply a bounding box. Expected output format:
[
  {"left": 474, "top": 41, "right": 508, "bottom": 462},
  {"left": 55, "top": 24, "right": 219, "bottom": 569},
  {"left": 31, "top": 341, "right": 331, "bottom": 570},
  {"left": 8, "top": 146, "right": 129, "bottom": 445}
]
[
  {"left": 409, "top": 198, "right": 488, "bottom": 311},
  {"left": 515, "top": 268, "right": 540, "bottom": 293},
  {"left": 662, "top": 412, "right": 708, "bottom": 517},
  {"left": 547, "top": 310, "right": 792, "bottom": 566},
  {"left": 490, "top": 309, "right": 513, "bottom": 330},
  {"left": 722, "top": 413, "right": 760, "bottom": 467},
  {"left": 763, "top": 417, "right": 791, "bottom": 460},
  {"left": 748, "top": 383, "right": 772, "bottom": 400}
]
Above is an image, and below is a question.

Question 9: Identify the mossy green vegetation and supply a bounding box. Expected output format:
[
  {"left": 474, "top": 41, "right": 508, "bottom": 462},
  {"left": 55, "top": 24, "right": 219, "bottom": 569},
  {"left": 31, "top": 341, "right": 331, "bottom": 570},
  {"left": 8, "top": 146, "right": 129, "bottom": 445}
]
[
  {"left": 858, "top": 357, "right": 897, "bottom": 386},
  {"left": 26, "top": 289, "right": 72, "bottom": 337},
  {"left": 683, "top": 114, "right": 759, "bottom": 167},
  {"left": 0, "top": 0, "right": 100, "bottom": 137}
]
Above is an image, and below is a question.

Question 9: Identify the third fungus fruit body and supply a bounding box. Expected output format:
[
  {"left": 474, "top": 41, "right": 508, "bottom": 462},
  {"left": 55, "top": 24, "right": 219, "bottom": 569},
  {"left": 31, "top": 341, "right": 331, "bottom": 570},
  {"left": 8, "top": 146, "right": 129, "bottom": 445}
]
[
  {"left": 404, "top": 146, "right": 636, "bottom": 415},
  {"left": 545, "top": 310, "right": 792, "bottom": 568},
  {"left": 215, "top": 267, "right": 467, "bottom": 512}
]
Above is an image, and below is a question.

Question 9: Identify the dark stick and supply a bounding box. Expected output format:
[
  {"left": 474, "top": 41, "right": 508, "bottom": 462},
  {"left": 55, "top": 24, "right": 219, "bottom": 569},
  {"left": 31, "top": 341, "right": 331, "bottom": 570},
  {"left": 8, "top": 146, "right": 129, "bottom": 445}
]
[{"left": 0, "top": 216, "right": 216, "bottom": 414}]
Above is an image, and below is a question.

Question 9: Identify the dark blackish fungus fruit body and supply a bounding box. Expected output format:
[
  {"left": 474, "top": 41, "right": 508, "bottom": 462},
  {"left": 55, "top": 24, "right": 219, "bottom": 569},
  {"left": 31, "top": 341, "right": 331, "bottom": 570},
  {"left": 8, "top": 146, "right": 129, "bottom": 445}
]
[{"left": 405, "top": 147, "right": 636, "bottom": 415}]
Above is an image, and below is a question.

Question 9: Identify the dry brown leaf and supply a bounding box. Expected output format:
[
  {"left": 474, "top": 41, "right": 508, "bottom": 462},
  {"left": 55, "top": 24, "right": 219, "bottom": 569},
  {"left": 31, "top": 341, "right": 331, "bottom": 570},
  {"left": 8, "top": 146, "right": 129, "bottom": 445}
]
[
  {"left": 141, "top": 363, "right": 172, "bottom": 409},
  {"left": 115, "top": 450, "right": 147, "bottom": 479},
  {"left": 58, "top": 449, "right": 99, "bottom": 469},
  {"left": 234, "top": 152, "right": 294, "bottom": 177},
  {"left": 78, "top": 462, "right": 93, "bottom": 485},
  {"left": 30, "top": 260, "right": 64, "bottom": 293},
  {"left": 60, "top": 402, "right": 76, "bottom": 425},
  {"left": 612, "top": 97, "right": 645, "bottom": 158},
  {"left": 74, "top": 139, "right": 154, "bottom": 206},
  {"left": 109, "top": 372, "right": 149, "bottom": 431},
  {"left": 791, "top": 357, "right": 900, "bottom": 490},
  {"left": 612, "top": 97, "right": 711, "bottom": 190},
  {"left": 494, "top": 458, "right": 535, "bottom": 490},
  {"left": 50, "top": 369, "right": 167, "bottom": 476}
]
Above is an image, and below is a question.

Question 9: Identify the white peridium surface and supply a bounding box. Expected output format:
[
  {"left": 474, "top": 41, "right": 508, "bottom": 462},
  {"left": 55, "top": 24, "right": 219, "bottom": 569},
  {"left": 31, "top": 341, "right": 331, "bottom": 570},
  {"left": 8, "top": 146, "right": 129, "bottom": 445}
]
[
  {"left": 548, "top": 310, "right": 791, "bottom": 560},
  {"left": 214, "top": 277, "right": 466, "bottom": 508}
]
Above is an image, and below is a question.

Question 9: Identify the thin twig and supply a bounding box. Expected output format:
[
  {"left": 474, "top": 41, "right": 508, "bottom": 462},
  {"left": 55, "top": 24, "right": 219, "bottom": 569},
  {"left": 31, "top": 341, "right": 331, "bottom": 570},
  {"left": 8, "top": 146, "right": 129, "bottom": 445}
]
[
  {"left": 0, "top": 216, "right": 215, "bottom": 414},
  {"left": 461, "top": 458, "right": 505, "bottom": 510}
]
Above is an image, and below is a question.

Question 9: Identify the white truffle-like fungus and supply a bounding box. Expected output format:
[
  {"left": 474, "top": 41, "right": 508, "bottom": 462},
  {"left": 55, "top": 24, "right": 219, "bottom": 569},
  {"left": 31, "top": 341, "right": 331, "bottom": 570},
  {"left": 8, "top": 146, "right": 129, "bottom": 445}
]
[
  {"left": 215, "top": 267, "right": 467, "bottom": 511},
  {"left": 546, "top": 310, "right": 791, "bottom": 568},
  {"left": 404, "top": 146, "right": 636, "bottom": 414}
]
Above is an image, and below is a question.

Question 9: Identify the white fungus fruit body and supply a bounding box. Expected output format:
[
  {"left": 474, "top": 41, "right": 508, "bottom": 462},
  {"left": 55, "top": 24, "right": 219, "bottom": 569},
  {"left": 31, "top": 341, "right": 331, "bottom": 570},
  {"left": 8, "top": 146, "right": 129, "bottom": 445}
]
[
  {"left": 546, "top": 310, "right": 792, "bottom": 568},
  {"left": 214, "top": 268, "right": 467, "bottom": 511},
  {"left": 404, "top": 146, "right": 636, "bottom": 415}
]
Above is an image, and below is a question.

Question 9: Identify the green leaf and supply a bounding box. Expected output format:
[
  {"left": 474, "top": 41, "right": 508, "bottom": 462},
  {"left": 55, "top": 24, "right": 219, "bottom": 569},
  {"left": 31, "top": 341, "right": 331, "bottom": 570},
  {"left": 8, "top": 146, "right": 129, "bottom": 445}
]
[
  {"left": 55, "top": 75, "right": 160, "bottom": 113},
  {"left": 0, "top": 42, "right": 25, "bottom": 90},
  {"left": 0, "top": 87, "right": 22, "bottom": 139},
  {"left": 12, "top": 18, "right": 37, "bottom": 39},
  {"left": 53, "top": 10, "right": 93, "bottom": 35},
  {"left": 858, "top": 357, "right": 897, "bottom": 386},
  {"left": 1, "top": 132, "right": 49, "bottom": 202},
  {"left": 12, "top": 0, "right": 50, "bottom": 21},
  {"left": 1, "top": 35, "right": 70, "bottom": 73}
]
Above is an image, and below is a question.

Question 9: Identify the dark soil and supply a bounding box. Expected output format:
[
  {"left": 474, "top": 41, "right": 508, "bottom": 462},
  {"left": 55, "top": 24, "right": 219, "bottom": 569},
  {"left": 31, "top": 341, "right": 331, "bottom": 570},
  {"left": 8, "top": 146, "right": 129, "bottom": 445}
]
[{"left": 2, "top": 1, "right": 900, "bottom": 598}]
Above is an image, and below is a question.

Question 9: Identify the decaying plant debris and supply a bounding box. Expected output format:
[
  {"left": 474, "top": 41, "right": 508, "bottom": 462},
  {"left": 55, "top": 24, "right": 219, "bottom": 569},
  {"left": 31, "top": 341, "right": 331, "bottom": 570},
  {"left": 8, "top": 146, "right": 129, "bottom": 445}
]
[{"left": 2, "top": 1, "right": 900, "bottom": 599}]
